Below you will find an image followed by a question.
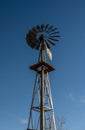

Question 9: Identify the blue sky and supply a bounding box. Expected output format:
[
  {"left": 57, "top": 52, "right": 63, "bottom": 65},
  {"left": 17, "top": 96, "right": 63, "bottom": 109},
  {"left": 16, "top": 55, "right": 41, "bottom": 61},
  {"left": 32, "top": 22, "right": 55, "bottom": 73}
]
[{"left": 0, "top": 0, "right": 85, "bottom": 130}]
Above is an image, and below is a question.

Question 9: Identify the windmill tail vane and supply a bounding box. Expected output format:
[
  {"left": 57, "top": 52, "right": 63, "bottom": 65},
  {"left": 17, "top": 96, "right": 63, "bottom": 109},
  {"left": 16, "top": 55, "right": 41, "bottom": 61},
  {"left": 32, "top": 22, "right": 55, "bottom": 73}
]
[
  {"left": 45, "top": 44, "right": 52, "bottom": 61},
  {"left": 26, "top": 24, "right": 60, "bottom": 130}
]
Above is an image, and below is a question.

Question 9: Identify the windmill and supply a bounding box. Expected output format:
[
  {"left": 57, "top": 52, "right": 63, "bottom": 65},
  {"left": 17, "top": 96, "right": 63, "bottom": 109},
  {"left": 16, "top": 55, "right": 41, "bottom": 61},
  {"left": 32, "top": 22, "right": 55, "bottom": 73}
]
[{"left": 26, "top": 24, "right": 60, "bottom": 130}]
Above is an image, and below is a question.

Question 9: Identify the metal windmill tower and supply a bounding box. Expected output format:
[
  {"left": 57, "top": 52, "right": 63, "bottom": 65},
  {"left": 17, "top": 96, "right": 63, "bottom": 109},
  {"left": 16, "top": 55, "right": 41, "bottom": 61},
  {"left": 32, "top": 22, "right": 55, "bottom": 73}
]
[{"left": 26, "top": 24, "right": 60, "bottom": 130}]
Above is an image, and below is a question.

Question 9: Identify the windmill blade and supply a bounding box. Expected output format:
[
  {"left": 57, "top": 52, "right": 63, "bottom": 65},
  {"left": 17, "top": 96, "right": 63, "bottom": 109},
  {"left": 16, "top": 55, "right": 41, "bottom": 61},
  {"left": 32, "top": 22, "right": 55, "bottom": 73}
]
[
  {"left": 32, "top": 27, "right": 38, "bottom": 33},
  {"left": 39, "top": 25, "right": 42, "bottom": 32},
  {"left": 45, "top": 40, "right": 51, "bottom": 48},
  {"left": 49, "top": 37, "right": 59, "bottom": 41},
  {"left": 32, "top": 41, "right": 36, "bottom": 48},
  {"left": 41, "top": 24, "right": 45, "bottom": 31},
  {"left": 28, "top": 39, "right": 35, "bottom": 48},
  {"left": 34, "top": 41, "right": 40, "bottom": 50},
  {"left": 28, "top": 36, "right": 34, "bottom": 41},
  {"left": 46, "top": 25, "right": 54, "bottom": 33},
  {"left": 49, "top": 31, "right": 60, "bottom": 35},
  {"left": 48, "top": 28, "right": 57, "bottom": 33},
  {"left": 44, "top": 24, "right": 49, "bottom": 31},
  {"left": 36, "top": 25, "right": 40, "bottom": 31},
  {"left": 29, "top": 30, "right": 36, "bottom": 35},
  {"left": 29, "top": 31, "right": 36, "bottom": 38},
  {"left": 49, "top": 35, "right": 60, "bottom": 38},
  {"left": 26, "top": 34, "right": 33, "bottom": 45},
  {"left": 47, "top": 39, "right": 56, "bottom": 46},
  {"left": 26, "top": 31, "right": 38, "bottom": 49},
  {"left": 36, "top": 25, "right": 42, "bottom": 32},
  {"left": 32, "top": 39, "right": 40, "bottom": 48}
]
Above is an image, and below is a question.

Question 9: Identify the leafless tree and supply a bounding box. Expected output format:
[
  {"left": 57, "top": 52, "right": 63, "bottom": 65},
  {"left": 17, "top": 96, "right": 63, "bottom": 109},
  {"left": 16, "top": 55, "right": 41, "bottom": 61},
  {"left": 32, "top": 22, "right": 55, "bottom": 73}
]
[{"left": 56, "top": 116, "right": 68, "bottom": 130}]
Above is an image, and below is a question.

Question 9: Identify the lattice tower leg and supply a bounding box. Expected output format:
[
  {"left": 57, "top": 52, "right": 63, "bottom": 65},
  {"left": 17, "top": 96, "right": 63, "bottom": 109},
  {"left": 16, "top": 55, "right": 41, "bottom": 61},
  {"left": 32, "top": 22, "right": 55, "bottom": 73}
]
[{"left": 27, "top": 72, "right": 56, "bottom": 130}]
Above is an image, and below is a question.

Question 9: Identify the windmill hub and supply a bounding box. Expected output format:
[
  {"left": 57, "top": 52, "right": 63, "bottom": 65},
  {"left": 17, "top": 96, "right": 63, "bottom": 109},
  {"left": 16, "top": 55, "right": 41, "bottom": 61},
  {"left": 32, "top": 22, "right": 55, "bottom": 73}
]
[{"left": 39, "top": 34, "right": 44, "bottom": 41}]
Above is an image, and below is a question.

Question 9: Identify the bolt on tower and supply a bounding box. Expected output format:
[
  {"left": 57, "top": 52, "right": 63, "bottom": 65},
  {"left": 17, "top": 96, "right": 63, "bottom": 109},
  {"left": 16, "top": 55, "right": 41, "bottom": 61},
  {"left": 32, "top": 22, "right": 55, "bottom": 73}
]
[{"left": 26, "top": 24, "right": 60, "bottom": 130}]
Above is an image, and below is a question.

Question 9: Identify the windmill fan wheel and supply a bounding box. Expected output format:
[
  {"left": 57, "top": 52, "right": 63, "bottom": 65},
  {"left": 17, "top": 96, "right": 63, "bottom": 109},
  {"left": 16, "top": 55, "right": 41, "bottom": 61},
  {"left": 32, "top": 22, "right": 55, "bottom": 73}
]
[{"left": 26, "top": 24, "right": 60, "bottom": 50}]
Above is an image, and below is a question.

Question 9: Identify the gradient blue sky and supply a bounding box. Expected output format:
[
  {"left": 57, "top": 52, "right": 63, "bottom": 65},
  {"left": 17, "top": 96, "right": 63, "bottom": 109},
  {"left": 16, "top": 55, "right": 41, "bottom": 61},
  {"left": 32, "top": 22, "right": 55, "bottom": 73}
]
[{"left": 0, "top": 0, "right": 85, "bottom": 130}]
